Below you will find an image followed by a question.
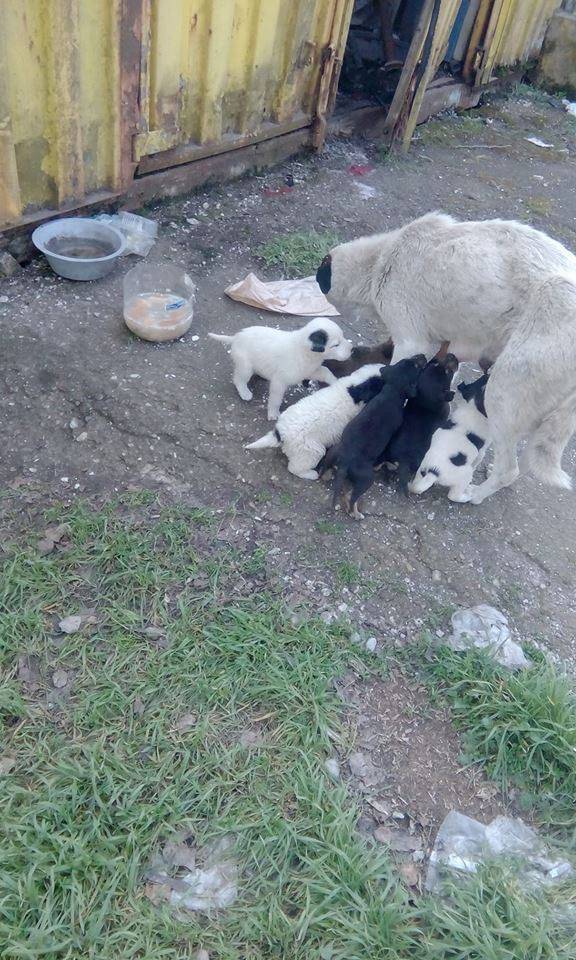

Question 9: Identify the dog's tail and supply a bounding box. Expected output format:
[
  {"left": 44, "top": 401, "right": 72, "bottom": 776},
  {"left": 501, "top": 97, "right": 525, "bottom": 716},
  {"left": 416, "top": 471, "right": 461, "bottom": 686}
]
[
  {"left": 408, "top": 467, "right": 439, "bottom": 495},
  {"left": 208, "top": 333, "right": 234, "bottom": 345},
  {"left": 525, "top": 402, "right": 576, "bottom": 490},
  {"left": 245, "top": 429, "right": 281, "bottom": 450}
]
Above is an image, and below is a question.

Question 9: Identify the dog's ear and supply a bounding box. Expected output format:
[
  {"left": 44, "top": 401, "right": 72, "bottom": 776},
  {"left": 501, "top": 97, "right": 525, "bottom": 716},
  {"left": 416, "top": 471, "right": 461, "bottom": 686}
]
[
  {"left": 443, "top": 353, "right": 460, "bottom": 374},
  {"left": 309, "top": 329, "right": 328, "bottom": 353},
  {"left": 316, "top": 254, "right": 332, "bottom": 295},
  {"left": 445, "top": 389, "right": 455, "bottom": 401}
]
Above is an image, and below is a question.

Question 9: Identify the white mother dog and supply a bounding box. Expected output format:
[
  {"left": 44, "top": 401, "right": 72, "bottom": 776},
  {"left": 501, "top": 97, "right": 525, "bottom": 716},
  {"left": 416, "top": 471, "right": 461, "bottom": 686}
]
[{"left": 316, "top": 212, "right": 576, "bottom": 503}]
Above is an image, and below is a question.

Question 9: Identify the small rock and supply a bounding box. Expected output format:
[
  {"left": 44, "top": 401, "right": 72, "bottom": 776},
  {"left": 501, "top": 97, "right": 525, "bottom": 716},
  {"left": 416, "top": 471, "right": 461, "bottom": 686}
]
[
  {"left": 392, "top": 810, "right": 406, "bottom": 820},
  {"left": 174, "top": 713, "right": 198, "bottom": 733},
  {"left": 432, "top": 569, "right": 442, "bottom": 582},
  {"left": 69, "top": 418, "right": 80, "bottom": 430},
  {"left": 196, "top": 951, "right": 210, "bottom": 960},
  {"left": 76, "top": 431, "right": 88, "bottom": 443},
  {"left": 0, "top": 251, "right": 22, "bottom": 277},
  {"left": 52, "top": 669, "right": 69, "bottom": 688},
  {"left": 59, "top": 615, "right": 82, "bottom": 634},
  {"left": 399, "top": 861, "right": 420, "bottom": 887},
  {"left": 38, "top": 538, "right": 56, "bottom": 555},
  {"left": 132, "top": 696, "right": 145, "bottom": 716},
  {"left": 142, "top": 626, "right": 166, "bottom": 640},
  {"left": 0, "top": 756, "right": 16, "bottom": 775},
  {"left": 373, "top": 827, "right": 421, "bottom": 852},
  {"left": 324, "top": 758, "right": 340, "bottom": 780},
  {"left": 44, "top": 523, "right": 69, "bottom": 543},
  {"left": 365, "top": 637, "right": 377, "bottom": 653},
  {"left": 0, "top": 295, "right": 9, "bottom": 304},
  {"left": 186, "top": 217, "right": 201, "bottom": 227}
]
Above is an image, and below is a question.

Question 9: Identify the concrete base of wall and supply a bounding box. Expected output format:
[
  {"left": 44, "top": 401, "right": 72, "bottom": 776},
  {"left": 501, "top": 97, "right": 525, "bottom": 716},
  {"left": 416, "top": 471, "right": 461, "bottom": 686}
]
[{"left": 538, "top": 11, "right": 576, "bottom": 97}]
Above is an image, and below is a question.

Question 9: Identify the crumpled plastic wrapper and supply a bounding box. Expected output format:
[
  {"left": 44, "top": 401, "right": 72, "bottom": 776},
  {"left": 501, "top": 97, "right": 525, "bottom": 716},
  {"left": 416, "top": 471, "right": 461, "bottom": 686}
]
[
  {"left": 426, "top": 810, "right": 574, "bottom": 894},
  {"left": 144, "top": 832, "right": 238, "bottom": 915},
  {"left": 225, "top": 272, "right": 340, "bottom": 317}
]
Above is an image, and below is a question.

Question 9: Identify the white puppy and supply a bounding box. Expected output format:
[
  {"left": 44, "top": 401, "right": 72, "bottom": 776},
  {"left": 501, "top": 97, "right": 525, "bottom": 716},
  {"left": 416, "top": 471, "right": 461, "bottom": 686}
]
[
  {"left": 409, "top": 373, "right": 490, "bottom": 502},
  {"left": 245, "top": 364, "right": 385, "bottom": 479},
  {"left": 209, "top": 317, "right": 352, "bottom": 420},
  {"left": 316, "top": 212, "right": 576, "bottom": 502}
]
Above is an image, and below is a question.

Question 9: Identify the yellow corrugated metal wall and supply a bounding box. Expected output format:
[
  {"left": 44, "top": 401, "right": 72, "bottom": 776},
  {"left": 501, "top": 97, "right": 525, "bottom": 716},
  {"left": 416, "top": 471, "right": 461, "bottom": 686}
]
[
  {"left": 0, "top": 0, "right": 561, "bottom": 231},
  {"left": 0, "top": 0, "right": 124, "bottom": 225},
  {"left": 477, "top": 0, "right": 561, "bottom": 83},
  {"left": 135, "top": 0, "right": 352, "bottom": 160},
  {"left": 0, "top": 0, "right": 353, "bottom": 229}
]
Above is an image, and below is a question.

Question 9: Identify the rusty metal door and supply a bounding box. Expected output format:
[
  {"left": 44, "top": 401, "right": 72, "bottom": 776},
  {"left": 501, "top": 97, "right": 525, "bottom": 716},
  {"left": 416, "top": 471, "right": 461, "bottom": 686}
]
[{"left": 133, "top": 0, "right": 355, "bottom": 176}]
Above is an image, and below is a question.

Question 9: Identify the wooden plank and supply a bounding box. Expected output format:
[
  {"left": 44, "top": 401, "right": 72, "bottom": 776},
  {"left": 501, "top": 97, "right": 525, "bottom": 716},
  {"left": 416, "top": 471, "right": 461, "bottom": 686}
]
[
  {"left": 400, "top": 0, "right": 461, "bottom": 151},
  {"left": 382, "top": 0, "right": 437, "bottom": 145},
  {"left": 137, "top": 115, "right": 309, "bottom": 174},
  {"left": 128, "top": 127, "right": 312, "bottom": 205}
]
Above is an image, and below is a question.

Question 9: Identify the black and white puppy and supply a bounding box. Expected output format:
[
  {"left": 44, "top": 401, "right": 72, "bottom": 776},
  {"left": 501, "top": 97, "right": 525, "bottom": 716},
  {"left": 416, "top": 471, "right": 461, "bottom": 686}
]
[
  {"left": 319, "top": 355, "right": 427, "bottom": 518},
  {"left": 409, "top": 371, "right": 490, "bottom": 502},
  {"left": 377, "top": 354, "right": 459, "bottom": 492},
  {"left": 209, "top": 317, "right": 352, "bottom": 419}
]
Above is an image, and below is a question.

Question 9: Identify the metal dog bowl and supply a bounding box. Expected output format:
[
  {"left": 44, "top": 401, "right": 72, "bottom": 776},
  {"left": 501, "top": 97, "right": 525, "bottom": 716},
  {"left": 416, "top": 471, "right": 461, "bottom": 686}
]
[{"left": 32, "top": 217, "right": 126, "bottom": 281}]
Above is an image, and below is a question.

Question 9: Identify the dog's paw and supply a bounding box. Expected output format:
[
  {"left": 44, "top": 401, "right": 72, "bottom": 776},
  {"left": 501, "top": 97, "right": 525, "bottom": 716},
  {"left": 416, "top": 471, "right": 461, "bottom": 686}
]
[
  {"left": 297, "top": 469, "right": 319, "bottom": 480},
  {"left": 267, "top": 410, "right": 280, "bottom": 421},
  {"left": 448, "top": 490, "right": 472, "bottom": 503},
  {"left": 237, "top": 387, "right": 253, "bottom": 401}
]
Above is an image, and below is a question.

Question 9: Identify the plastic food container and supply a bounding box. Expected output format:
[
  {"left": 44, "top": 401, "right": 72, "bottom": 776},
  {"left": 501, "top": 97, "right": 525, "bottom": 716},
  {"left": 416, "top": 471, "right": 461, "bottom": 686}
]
[
  {"left": 32, "top": 218, "right": 126, "bottom": 280},
  {"left": 123, "top": 263, "right": 195, "bottom": 342}
]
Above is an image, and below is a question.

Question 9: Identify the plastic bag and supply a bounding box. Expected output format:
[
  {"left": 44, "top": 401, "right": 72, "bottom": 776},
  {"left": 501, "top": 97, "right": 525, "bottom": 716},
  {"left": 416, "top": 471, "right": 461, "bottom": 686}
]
[
  {"left": 225, "top": 272, "right": 339, "bottom": 317},
  {"left": 94, "top": 212, "right": 157, "bottom": 256}
]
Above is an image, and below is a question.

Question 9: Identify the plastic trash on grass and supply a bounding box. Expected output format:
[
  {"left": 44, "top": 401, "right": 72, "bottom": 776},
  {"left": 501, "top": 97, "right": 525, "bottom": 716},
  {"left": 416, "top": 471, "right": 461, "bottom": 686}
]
[
  {"left": 448, "top": 604, "right": 531, "bottom": 670},
  {"left": 426, "top": 810, "right": 574, "bottom": 894},
  {"left": 94, "top": 212, "right": 157, "bottom": 256},
  {"left": 225, "top": 272, "right": 339, "bottom": 317}
]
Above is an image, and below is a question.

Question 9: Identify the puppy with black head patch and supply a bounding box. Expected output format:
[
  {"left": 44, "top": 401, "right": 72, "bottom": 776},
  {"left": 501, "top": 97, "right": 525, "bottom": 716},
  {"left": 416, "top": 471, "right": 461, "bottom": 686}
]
[
  {"left": 319, "top": 355, "right": 427, "bottom": 519},
  {"left": 209, "top": 317, "right": 352, "bottom": 420},
  {"left": 409, "top": 370, "right": 491, "bottom": 502}
]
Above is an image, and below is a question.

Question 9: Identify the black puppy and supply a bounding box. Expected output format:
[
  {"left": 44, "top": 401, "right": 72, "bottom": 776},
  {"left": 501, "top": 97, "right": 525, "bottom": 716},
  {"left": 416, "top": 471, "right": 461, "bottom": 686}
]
[
  {"left": 377, "top": 354, "right": 459, "bottom": 492},
  {"left": 319, "top": 355, "right": 427, "bottom": 518}
]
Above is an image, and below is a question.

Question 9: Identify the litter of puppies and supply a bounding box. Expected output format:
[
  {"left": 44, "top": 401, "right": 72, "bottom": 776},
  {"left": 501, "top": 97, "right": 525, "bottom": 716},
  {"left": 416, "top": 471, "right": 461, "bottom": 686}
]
[{"left": 211, "top": 213, "right": 576, "bottom": 516}]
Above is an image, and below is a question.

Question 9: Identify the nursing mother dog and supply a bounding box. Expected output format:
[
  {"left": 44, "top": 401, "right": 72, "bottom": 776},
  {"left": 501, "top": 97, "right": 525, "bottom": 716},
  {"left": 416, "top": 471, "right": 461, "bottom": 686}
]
[{"left": 316, "top": 212, "right": 576, "bottom": 505}]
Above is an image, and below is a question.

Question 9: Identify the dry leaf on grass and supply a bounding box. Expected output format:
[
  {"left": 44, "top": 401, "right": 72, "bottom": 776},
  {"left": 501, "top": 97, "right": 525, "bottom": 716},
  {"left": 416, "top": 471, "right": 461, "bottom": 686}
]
[
  {"left": 59, "top": 615, "right": 82, "bottom": 634},
  {"left": 0, "top": 756, "right": 16, "bottom": 775},
  {"left": 52, "top": 669, "right": 69, "bottom": 688}
]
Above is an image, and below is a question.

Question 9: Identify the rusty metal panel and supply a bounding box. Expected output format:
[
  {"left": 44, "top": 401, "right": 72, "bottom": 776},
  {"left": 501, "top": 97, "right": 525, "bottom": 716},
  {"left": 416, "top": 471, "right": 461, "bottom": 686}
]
[
  {"left": 134, "top": 0, "right": 354, "bottom": 162},
  {"left": 0, "top": 0, "right": 126, "bottom": 228},
  {"left": 476, "top": 0, "right": 561, "bottom": 84}
]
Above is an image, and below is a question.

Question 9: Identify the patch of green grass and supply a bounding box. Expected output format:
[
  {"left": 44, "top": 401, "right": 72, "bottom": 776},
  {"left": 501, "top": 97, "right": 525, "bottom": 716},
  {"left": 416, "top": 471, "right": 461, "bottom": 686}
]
[
  {"left": 511, "top": 81, "right": 551, "bottom": 104},
  {"left": 257, "top": 230, "right": 339, "bottom": 277},
  {"left": 419, "top": 642, "right": 576, "bottom": 837},
  {"left": 525, "top": 195, "right": 554, "bottom": 218},
  {"left": 418, "top": 863, "right": 575, "bottom": 959},
  {"left": 332, "top": 560, "right": 361, "bottom": 587},
  {"left": 1, "top": 499, "right": 420, "bottom": 959},
  {"left": 315, "top": 519, "right": 346, "bottom": 536}
]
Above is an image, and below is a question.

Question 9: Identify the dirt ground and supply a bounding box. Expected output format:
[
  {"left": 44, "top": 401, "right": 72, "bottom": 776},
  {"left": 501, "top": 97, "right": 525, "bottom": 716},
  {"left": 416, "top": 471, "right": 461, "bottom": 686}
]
[{"left": 2, "top": 87, "right": 576, "bottom": 847}]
